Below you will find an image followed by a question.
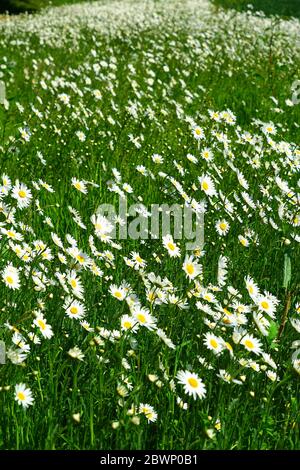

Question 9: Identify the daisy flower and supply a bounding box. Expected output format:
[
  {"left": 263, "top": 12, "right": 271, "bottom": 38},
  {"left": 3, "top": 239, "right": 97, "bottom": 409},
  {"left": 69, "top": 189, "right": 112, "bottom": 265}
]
[
  {"left": 58, "top": 93, "right": 70, "bottom": 105},
  {"left": 33, "top": 315, "right": 54, "bottom": 339},
  {"left": 130, "top": 252, "right": 147, "bottom": 270},
  {"left": 68, "top": 346, "right": 85, "bottom": 361},
  {"left": 239, "top": 235, "right": 249, "bottom": 247},
  {"left": 198, "top": 175, "right": 216, "bottom": 196},
  {"left": 67, "top": 271, "right": 84, "bottom": 299},
  {"left": 64, "top": 298, "right": 86, "bottom": 320},
  {"left": 71, "top": 178, "right": 88, "bottom": 194},
  {"left": 15, "top": 383, "right": 34, "bottom": 408},
  {"left": 152, "top": 154, "right": 164, "bottom": 164},
  {"left": 91, "top": 214, "right": 113, "bottom": 237},
  {"left": 123, "top": 183, "right": 133, "bottom": 193},
  {"left": 255, "top": 294, "right": 278, "bottom": 319},
  {"left": 240, "top": 334, "right": 263, "bottom": 355},
  {"left": 200, "top": 148, "right": 213, "bottom": 161},
  {"left": 109, "top": 284, "right": 127, "bottom": 301},
  {"left": 19, "top": 128, "right": 31, "bottom": 142},
  {"left": 204, "top": 332, "right": 224, "bottom": 355},
  {"left": 208, "top": 110, "right": 221, "bottom": 122},
  {"left": 2, "top": 264, "right": 20, "bottom": 290},
  {"left": 75, "top": 131, "right": 86, "bottom": 142},
  {"left": 193, "top": 126, "right": 205, "bottom": 140},
  {"left": 11, "top": 181, "right": 32, "bottom": 209},
  {"left": 216, "top": 220, "right": 230, "bottom": 236},
  {"left": 262, "top": 122, "right": 277, "bottom": 136},
  {"left": 2, "top": 174, "right": 11, "bottom": 191},
  {"left": 132, "top": 306, "right": 157, "bottom": 330},
  {"left": 162, "top": 234, "right": 181, "bottom": 257},
  {"left": 121, "top": 314, "right": 139, "bottom": 333},
  {"left": 245, "top": 276, "right": 260, "bottom": 299},
  {"left": 186, "top": 153, "right": 198, "bottom": 164},
  {"left": 291, "top": 318, "right": 300, "bottom": 334},
  {"left": 67, "top": 246, "right": 91, "bottom": 267},
  {"left": 139, "top": 404, "right": 158, "bottom": 422},
  {"left": 182, "top": 255, "right": 202, "bottom": 280},
  {"left": 176, "top": 370, "right": 206, "bottom": 400}
]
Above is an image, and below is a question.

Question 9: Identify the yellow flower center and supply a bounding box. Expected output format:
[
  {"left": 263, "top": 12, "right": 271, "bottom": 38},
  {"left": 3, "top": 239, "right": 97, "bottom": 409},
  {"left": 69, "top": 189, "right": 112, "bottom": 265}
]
[
  {"left": 148, "top": 292, "right": 156, "bottom": 302},
  {"left": 114, "top": 291, "right": 122, "bottom": 299},
  {"left": 70, "top": 279, "right": 77, "bottom": 288},
  {"left": 17, "top": 392, "right": 25, "bottom": 401},
  {"left": 70, "top": 306, "right": 78, "bottom": 315},
  {"left": 18, "top": 190, "right": 26, "bottom": 198},
  {"left": 245, "top": 339, "right": 254, "bottom": 349},
  {"left": 202, "top": 181, "right": 209, "bottom": 191},
  {"left": 76, "top": 254, "right": 85, "bottom": 263},
  {"left": 123, "top": 321, "right": 132, "bottom": 329},
  {"left": 210, "top": 339, "right": 218, "bottom": 349},
  {"left": 223, "top": 317, "right": 232, "bottom": 324},
  {"left": 188, "top": 377, "right": 198, "bottom": 388},
  {"left": 167, "top": 242, "right": 175, "bottom": 251},
  {"left": 219, "top": 222, "right": 227, "bottom": 231},
  {"left": 261, "top": 301, "right": 269, "bottom": 310},
  {"left": 37, "top": 319, "right": 46, "bottom": 330},
  {"left": 6, "top": 276, "right": 14, "bottom": 285},
  {"left": 186, "top": 263, "right": 195, "bottom": 275},
  {"left": 137, "top": 313, "right": 146, "bottom": 323}
]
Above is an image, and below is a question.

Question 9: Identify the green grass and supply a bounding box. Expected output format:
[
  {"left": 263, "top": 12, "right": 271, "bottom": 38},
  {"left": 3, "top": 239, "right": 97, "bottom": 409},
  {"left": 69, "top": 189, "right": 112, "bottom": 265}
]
[
  {"left": 0, "top": 0, "right": 300, "bottom": 450},
  {"left": 212, "top": 0, "right": 300, "bottom": 19}
]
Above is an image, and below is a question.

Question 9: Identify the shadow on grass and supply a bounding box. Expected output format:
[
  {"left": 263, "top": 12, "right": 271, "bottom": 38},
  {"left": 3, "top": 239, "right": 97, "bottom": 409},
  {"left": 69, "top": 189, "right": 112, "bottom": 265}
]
[
  {"left": 0, "top": 1, "right": 40, "bottom": 14},
  {"left": 0, "top": 0, "right": 96, "bottom": 14},
  {"left": 211, "top": 0, "right": 300, "bottom": 19}
]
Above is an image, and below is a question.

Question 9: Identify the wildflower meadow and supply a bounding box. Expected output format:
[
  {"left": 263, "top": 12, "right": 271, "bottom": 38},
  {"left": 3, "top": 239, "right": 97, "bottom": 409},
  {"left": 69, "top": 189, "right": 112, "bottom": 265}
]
[{"left": 0, "top": 0, "right": 300, "bottom": 451}]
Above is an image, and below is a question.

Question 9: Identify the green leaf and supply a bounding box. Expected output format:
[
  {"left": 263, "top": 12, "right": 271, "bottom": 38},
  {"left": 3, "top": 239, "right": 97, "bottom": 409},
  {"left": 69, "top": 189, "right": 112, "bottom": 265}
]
[{"left": 267, "top": 321, "right": 279, "bottom": 344}]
